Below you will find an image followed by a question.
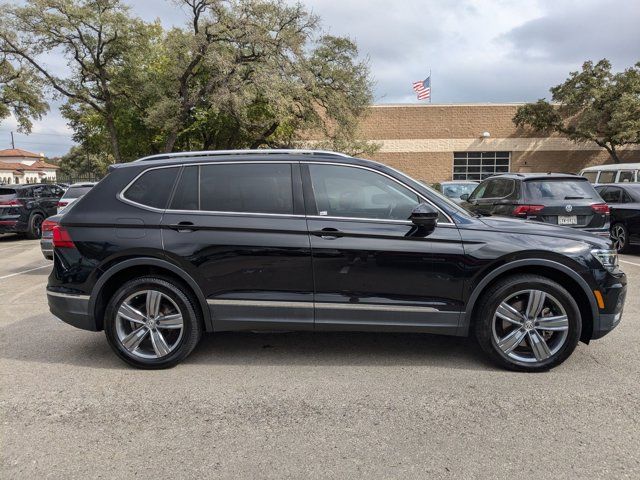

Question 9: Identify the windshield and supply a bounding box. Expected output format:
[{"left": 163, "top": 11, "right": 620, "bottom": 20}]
[
  {"left": 524, "top": 179, "right": 598, "bottom": 201},
  {"left": 442, "top": 183, "right": 477, "bottom": 199},
  {"left": 62, "top": 186, "right": 93, "bottom": 200}
]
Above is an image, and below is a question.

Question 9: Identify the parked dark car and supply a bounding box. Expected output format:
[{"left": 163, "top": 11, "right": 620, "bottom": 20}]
[
  {"left": 0, "top": 184, "right": 64, "bottom": 238},
  {"left": 57, "top": 182, "right": 96, "bottom": 214},
  {"left": 461, "top": 173, "right": 610, "bottom": 236},
  {"left": 40, "top": 214, "right": 62, "bottom": 260},
  {"left": 47, "top": 150, "right": 626, "bottom": 372},
  {"left": 596, "top": 184, "right": 640, "bottom": 253}
]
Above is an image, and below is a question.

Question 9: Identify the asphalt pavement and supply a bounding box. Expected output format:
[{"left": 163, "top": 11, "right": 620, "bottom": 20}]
[{"left": 1, "top": 235, "right": 639, "bottom": 479}]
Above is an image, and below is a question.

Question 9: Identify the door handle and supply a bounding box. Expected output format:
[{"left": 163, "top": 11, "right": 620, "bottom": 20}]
[
  {"left": 312, "top": 227, "right": 342, "bottom": 240},
  {"left": 167, "top": 221, "right": 196, "bottom": 232}
]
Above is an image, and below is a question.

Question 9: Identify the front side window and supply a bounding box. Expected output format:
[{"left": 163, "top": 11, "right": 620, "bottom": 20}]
[
  {"left": 123, "top": 167, "right": 179, "bottom": 209},
  {"left": 308, "top": 164, "right": 419, "bottom": 221}
]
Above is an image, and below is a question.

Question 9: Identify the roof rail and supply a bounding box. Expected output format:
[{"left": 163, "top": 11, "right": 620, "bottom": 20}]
[{"left": 135, "top": 149, "right": 352, "bottom": 162}]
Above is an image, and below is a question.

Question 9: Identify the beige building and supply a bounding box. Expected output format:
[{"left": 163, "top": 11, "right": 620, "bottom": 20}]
[
  {"left": 358, "top": 104, "right": 640, "bottom": 183},
  {"left": 0, "top": 148, "right": 59, "bottom": 184}
]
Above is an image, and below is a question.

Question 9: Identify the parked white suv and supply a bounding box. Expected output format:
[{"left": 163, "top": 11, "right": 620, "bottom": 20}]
[
  {"left": 57, "top": 182, "right": 96, "bottom": 214},
  {"left": 580, "top": 163, "right": 640, "bottom": 185}
]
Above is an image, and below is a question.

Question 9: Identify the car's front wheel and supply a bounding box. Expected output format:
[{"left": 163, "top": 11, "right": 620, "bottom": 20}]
[
  {"left": 475, "top": 274, "right": 581, "bottom": 371},
  {"left": 104, "top": 276, "right": 203, "bottom": 369}
]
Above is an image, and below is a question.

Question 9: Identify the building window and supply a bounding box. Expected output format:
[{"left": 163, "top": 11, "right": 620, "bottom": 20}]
[{"left": 453, "top": 152, "right": 510, "bottom": 180}]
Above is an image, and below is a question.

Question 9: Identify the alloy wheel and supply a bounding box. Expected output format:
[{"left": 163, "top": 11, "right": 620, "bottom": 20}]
[
  {"left": 115, "top": 290, "right": 184, "bottom": 359},
  {"left": 611, "top": 224, "right": 626, "bottom": 252},
  {"left": 492, "top": 289, "right": 569, "bottom": 364}
]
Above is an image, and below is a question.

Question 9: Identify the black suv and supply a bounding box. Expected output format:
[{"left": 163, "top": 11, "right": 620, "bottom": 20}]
[
  {"left": 462, "top": 173, "right": 610, "bottom": 236},
  {"left": 47, "top": 151, "right": 627, "bottom": 371},
  {"left": 0, "top": 184, "right": 64, "bottom": 238}
]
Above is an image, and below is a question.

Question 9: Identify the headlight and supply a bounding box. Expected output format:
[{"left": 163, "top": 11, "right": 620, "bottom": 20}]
[{"left": 591, "top": 249, "right": 618, "bottom": 272}]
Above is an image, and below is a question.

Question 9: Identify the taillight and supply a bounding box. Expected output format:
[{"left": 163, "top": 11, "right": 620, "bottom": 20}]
[
  {"left": 512, "top": 205, "right": 545, "bottom": 217},
  {"left": 591, "top": 203, "right": 610, "bottom": 215},
  {"left": 57, "top": 201, "right": 68, "bottom": 208},
  {"left": 52, "top": 225, "right": 75, "bottom": 248},
  {"left": 0, "top": 199, "right": 24, "bottom": 206},
  {"left": 42, "top": 219, "right": 57, "bottom": 233}
]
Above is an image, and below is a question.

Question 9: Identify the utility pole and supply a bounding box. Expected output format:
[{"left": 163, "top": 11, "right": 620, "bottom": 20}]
[{"left": 10, "top": 131, "right": 15, "bottom": 149}]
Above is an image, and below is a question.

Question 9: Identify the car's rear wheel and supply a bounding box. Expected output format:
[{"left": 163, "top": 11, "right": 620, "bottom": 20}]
[
  {"left": 611, "top": 223, "right": 629, "bottom": 253},
  {"left": 104, "top": 276, "right": 203, "bottom": 369},
  {"left": 475, "top": 274, "right": 581, "bottom": 372},
  {"left": 26, "top": 213, "right": 44, "bottom": 239}
]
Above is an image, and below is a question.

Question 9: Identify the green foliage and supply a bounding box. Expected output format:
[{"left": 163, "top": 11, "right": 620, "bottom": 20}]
[
  {"left": 514, "top": 60, "right": 640, "bottom": 163},
  {"left": 57, "top": 145, "right": 111, "bottom": 176},
  {"left": 1, "top": 0, "right": 377, "bottom": 162}
]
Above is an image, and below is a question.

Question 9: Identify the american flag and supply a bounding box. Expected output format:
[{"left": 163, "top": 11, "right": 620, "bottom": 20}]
[{"left": 412, "top": 76, "right": 431, "bottom": 101}]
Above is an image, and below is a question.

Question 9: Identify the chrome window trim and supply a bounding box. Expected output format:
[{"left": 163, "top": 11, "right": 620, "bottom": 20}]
[{"left": 117, "top": 159, "right": 456, "bottom": 226}]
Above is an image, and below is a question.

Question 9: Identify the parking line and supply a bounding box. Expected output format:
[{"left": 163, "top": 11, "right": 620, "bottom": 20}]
[
  {"left": 0, "top": 264, "right": 52, "bottom": 280},
  {"left": 620, "top": 259, "right": 640, "bottom": 268}
]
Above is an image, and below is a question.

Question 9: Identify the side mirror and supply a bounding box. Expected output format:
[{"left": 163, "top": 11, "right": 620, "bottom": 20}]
[
  {"left": 460, "top": 193, "right": 470, "bottom": 201},
  {"left": 409, "top": 202, "right": 438, "bottom": 234}
]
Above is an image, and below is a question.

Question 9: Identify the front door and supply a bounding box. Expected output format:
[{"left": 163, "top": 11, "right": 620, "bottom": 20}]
[
  {"left": 302, "top": 163, "right": 464, "bottom": 334},
  {"left": 161, "top": 161, "right": 314, "bottom": 331}
]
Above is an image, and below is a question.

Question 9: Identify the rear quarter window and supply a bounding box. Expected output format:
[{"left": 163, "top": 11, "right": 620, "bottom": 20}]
[
  {"left": 122, "top": 167, "right": 179, "bottom": 209},
  {"left": 62, "top": 186, "right": 93, "bottom": 199}
]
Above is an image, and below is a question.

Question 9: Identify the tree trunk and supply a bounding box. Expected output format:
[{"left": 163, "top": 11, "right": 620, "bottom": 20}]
[
  {"left": 104, "top": 114, "right": 122, "bottom": 163},
  {"left": 163, "top": 130, "right": 179, "bottom": 153},
  {"left": 608, "top": 145, "right": 621, "bottom": 164}
]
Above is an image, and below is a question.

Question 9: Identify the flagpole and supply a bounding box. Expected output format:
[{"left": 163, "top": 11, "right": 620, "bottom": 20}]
[{"left": 429, "top": 69, "right": 432, "bottom": 104}]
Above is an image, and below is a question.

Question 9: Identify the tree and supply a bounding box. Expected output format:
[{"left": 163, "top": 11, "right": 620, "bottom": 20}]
[
  {"left": 0, "top": 0, "right": 155, "bottom": 162},
  {"left": 514, "top": 60, "right": 640, "bottom": 163},
  {"left": 57, "top": 144, "right": 111, "bottom": 176},
  {"left": 0, "top": 53, "right": 48, "bottom": 132}
]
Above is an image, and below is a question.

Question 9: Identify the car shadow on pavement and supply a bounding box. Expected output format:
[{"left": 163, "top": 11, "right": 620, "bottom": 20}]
[
  {"left": 0, "top": 233, "right": 27, "bottom": 243},
  {"left": 0, "top": 314, "right": 495, "bottom": 371}
]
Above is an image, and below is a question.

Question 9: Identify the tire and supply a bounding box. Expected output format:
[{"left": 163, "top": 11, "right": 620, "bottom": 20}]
[
  {"left": 26, "top": 213, "right": 44, "bottom": 239},
  {"left": 611, "top": 223, "right": 629, "bottom": 253},
  {"left": 104, "top": 276, "right": 203, "bottom": 369},
  {"left": 474, "top": 274, "right": 582, "bottom": 372}
]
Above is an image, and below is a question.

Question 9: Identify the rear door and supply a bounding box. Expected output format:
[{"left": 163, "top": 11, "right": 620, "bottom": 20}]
[
  {"left": 303, "top": 162, "right": 464, "bottom": 334},
  {"left": 161, "top": 161, "right": 314, "bottom": 331},
  {"left": 522, "top": 178, "right": 606, "bottom": 229}
]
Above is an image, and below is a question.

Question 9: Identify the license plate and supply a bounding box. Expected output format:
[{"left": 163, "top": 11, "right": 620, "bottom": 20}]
[{"left": 558, "top": 215, "right": 578, "bottom": 225}]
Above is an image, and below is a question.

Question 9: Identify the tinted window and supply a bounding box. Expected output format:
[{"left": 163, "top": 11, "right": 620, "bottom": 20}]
[
  {"left": 170, "top": 166, "right": 199, "bottom": 211},
  {"left": 0, "top": 188, "right": 16, "bottom": 196},
  {"left": 199, "top": 163, "right": 293, "bottom": 214},
  {"left": 618, "top": 171, "right": 635, "bottom": 183},
  {"left": 308, "top": 164, "right": 419, "bottom": 221},
  {"left": 582, "top": 171, "right": 598, "bottom": 183},
  {"left": 483, "top": 179, "right": 515, "bottom": 199},
  {"left": 600, "top": 187, "right": 622, "bottom": 203},
  {"left": 524, "top": 179, "right": 597, "bottom": 201},
  {"left": 62, "top": 186, "right": 93, "bottom": 200},
  {"left": 124, "top": 167, "right": 179, "bottom": 209},
  {"left": 599, "top": 171, "right": 616, "bottom": 183}
]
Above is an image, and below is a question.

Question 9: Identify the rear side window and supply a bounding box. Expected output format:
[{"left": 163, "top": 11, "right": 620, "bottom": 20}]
[
  {"left": 0, "top": 188, "right": 17, "bottom": 196},
  {"left": 524, "top": 179, "right": 597, "bottom": 201},
  {"left": 123, "top": 167, "right": 179, "bottom": 209},
  {"left": 600, "top": 187, "right": 622, "bottom": 203},
  {"left": 598, "top": 171, "right": 616, "bottom": 184},
  {"left": 582, "top": 171, "right": 598, "bottom": 183},
  {"left": 482, "top": 178, "right": 515, "bottom": 199},
  {"left": 170, "top": 166, "right": 199, "bottom": 210},
  {"left": 199, "top": 163, "right": 293, "bottom": 214}
]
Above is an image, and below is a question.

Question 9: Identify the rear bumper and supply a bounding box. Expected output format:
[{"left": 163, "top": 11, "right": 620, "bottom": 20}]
[{"left": 47, "top": 290, "right": 97, "bottom": 331}]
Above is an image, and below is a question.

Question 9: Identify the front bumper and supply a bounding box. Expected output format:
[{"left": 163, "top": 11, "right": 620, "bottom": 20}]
[
  {"left": 590, "top": 270, "right": 627, "bottom": 340},
  {"left": 47, "top": 290, "right": 97, "bottom": 331}
]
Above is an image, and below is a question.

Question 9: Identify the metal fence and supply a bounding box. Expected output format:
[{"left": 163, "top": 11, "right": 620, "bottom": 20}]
[{"left": 44, "top": 173, "right": 102, "bottom": 184}]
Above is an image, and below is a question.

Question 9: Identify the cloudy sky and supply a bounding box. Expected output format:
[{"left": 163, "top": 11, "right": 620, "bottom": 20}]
[{"left": 2, "top": 0, "right": 639, "bottom": 156}]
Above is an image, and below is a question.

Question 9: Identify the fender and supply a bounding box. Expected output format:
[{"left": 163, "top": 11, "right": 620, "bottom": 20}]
[
  {"left": 458, "top": 258, "right": 599, "bottom": 336},
  {"left": 89, "top": 257, "right": 213, "bottom": 331}
]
